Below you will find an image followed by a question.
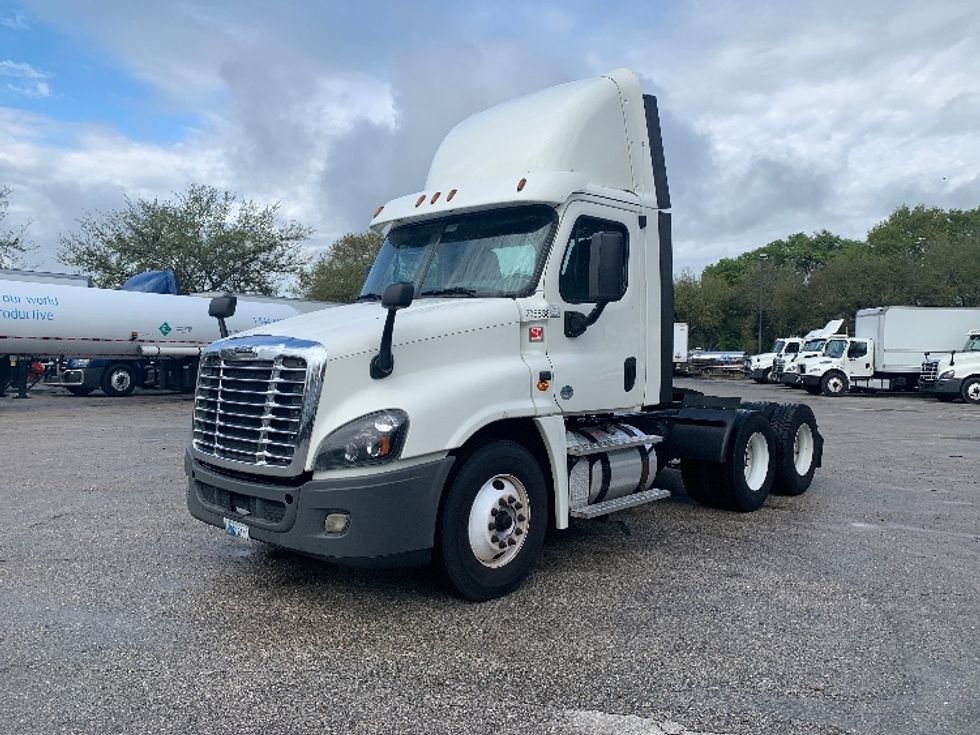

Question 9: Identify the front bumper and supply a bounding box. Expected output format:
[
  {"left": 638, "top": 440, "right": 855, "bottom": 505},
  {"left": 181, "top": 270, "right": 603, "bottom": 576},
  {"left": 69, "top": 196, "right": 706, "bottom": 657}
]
[
  {"left": 47, "top": 368, "right": 100, "bottom": 389},
  {"left": 918, "top": 377, "right": 962, "bottom": 396},
  {"left": 186, "top": 452, "right": 455, "bottom": 566},
  {"left": 780, "top": 372, "right": 802, "bottom": 386},
  {"left": 801, "top": 374, "right": 821, "bottom": 388},
  {"left": 749, "top": 367, "right": 771, "bottom": 381}
]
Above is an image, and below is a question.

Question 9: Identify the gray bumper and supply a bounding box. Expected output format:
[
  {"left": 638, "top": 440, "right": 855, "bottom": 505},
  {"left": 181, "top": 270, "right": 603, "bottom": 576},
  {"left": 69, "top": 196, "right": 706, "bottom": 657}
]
[
  {"left": 780, "top": 372, "right": 802, "bottom": 386},
  {"left": 918, "top": 377, "right": 961, "bottom": 396},
  {"left": 801, "top": 374, "right": 821, "bottom": 388},
  {"left": 185, "top": 452, "right": 455, "bottom": 566},
  {"left": 48, "top": 368, "right": 101, "bottom": 390}
]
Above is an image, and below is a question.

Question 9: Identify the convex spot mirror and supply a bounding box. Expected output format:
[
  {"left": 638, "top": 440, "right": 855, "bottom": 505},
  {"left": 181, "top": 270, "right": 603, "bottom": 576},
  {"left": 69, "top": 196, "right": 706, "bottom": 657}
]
[
  {"left": 382, "top": 281, "right": 415, "bottom": 310},
  {"left": 588, "top": 231, "right": 627, "bottom": 303}
]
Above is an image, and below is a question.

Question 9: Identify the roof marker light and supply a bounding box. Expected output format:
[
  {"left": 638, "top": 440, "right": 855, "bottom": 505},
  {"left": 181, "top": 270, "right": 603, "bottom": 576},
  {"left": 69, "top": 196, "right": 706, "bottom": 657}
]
[
  {"left": 430, "top": 192, "right": 441, "bottom": 204},
  {"left": 447, "top": 189, "right": 457, "bottom": 201},
  {"left": 517, "top": 178, "right": 527, "bottom": 192},
  {"left": 372, "top": 205, "right": 384, "bottom": 218},
  {"left": 415, "top": 194, "right": 426, "bottom": 207}
]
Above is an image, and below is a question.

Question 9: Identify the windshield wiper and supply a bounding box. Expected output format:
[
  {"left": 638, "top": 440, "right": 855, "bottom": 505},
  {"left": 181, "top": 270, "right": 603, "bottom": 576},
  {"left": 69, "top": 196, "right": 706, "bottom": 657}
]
[
  {"left": 356, "top": 293, "right": 383, "bottom": 302},
  {"left": 418, "top": 287, "right": 478, "bottom": 298}
]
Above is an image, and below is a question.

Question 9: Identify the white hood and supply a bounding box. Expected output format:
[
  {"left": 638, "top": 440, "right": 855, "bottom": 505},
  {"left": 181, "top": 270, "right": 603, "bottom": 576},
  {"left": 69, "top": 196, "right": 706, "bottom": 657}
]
[{"left": 804, "top": 319, "right": 845, "bottom": 341}]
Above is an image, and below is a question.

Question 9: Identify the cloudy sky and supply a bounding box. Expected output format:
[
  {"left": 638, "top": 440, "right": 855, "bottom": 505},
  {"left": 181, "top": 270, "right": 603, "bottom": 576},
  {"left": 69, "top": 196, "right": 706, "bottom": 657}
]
[{"left": 1, "top": 0, "right": 978, "bottom": 278}]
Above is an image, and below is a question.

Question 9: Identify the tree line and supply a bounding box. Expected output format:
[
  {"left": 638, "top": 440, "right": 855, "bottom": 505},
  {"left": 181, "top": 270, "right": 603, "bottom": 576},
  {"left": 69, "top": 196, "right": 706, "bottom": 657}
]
[
  {"left": 3, "top": 185, "right": 978, "bottom": 338},
  {"left": 676, "top": 204, "right": 980, "bottom": 352}
]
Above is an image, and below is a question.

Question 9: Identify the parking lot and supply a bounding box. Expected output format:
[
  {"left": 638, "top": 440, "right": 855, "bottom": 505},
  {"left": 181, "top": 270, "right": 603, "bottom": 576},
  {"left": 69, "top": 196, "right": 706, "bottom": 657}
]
[{"left": 1, "top": 379, "right": 978, "bottom": 735}]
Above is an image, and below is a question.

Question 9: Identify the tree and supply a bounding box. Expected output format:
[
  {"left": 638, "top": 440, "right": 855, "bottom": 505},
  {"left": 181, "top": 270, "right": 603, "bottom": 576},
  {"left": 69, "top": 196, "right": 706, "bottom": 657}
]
[
  {"left": 296, "top": 231, "right": 383, "bottom": 303},
  {"left": 0, "top": 186, "right": 31, "bottom": 268},
  {"left": 58, "top": 184, "right": 313, "bottom": 294}
]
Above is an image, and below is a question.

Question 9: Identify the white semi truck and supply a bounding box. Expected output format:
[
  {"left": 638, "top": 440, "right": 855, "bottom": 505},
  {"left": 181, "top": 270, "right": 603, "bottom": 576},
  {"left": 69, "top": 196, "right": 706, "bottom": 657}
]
[
  {"left": 800, "top": 306, "right": 980, "bottom": 396},
  {"left": 774, "top": 320, "right": 845, "bottom": 387},
  {"left": 919, "top": 328, "right": 980, "bottom": 404},
  {"left": 185, "top": 69, "right": 825, "bottom": 600},
  {"left": 745, "top": 337, "right": 803, "bottom": 383},
  {"left": 0, "top": 278, "right": 328, "bottom": 396}
]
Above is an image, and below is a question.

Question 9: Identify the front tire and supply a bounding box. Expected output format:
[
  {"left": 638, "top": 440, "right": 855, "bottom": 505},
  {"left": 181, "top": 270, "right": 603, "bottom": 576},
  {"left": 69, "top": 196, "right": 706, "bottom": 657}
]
[
  {"left": 820, "top": 371, "right": 848, "bottom": 397},
  {"left": 101, "top": 364, "right": 136, "bottom": 397},
  {"left": 960, "top": 377, "right": 980, "bottom": 405},
  {"left": 438, "top": 441, "right": 547, "bottom": 601}
]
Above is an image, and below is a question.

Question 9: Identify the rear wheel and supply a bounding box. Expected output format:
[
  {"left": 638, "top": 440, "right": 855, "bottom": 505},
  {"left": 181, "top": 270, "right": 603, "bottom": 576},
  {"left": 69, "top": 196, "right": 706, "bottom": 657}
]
[
  {"left": 769, "top": 403, "right": 820, "bottom": 496},
  {"left": 820, "top": 371, "right": 848, "bottom": 397},
  {"left": 101, "top": 364, "right": 136, "bottom": 397},
  {"left": 960, "top": 377, "right": 980, "bottom": 405},
  {"left": 438, "top": 441, "right": 547, "bottom": 601},
  {"left": 66, "top": 386, "right": 95, "bottom": 397},
  {"left": 681, "top": 461, "right": 715, "bottom": 505}
]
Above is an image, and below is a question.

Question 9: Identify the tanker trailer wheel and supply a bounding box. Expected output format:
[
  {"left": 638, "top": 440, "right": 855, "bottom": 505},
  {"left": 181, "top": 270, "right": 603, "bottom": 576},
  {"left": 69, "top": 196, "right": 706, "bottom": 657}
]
[
  {"left": 101, "top": 363, "right": 136, "bottom": 397},
  {"left": 438, "top": 440, "right": 547, "bottom": 601},
  {"left": 820, "top": 371, "right": 848, "bottom": 397},
  {"left": 769, "top": 403, "right": 821, "bottom": 496},
  {"left": 66, "top": 386, "right": 95, "bottom": 397},
  {"left": 689, "top": 411, "right": 775, "bottom": 512},
  {"left": 960, "top": 377, "right": 980, "bottom": 405}
]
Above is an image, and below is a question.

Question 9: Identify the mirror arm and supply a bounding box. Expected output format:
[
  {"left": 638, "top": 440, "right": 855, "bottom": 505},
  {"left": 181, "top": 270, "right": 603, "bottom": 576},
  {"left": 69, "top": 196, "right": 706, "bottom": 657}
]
[
  {"left": 370, "top": 308, "right": 398, "bottom": 379},
  {"left": 564, "top": 301, "right": 608, "bottom": 338}
]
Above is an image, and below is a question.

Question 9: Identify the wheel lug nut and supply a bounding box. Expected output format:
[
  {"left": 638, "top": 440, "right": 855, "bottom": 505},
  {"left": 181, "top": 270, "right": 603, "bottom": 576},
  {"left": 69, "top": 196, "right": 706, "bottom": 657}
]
[
  {"left": 507, "top": 538, "right": 516, "bottom": 546},
  {"left": 499, "top": 498, "right": 508, "bottom": 507},
  {"left": 514, "top": 527, "right": 523, "bottom": 535},
  {"left": 498, "top": 541, "right": 507, "bottom": 549},
  {"left": 491, "top": 535, "right": 499, "bottom": 544},
  {"left": 488, "top": 523, "right": 495, "bottom": 531},
  {"left": 517, "top": 514, "right": 526, "bottom": 522},
  {"left": 490, "top": 508, "right": 498, "bottom": 516},
  {"left": 507, "top": 495, "right": 516, "bottom": 504},
  {"left": 513, "top": 502, "right": 523, "bottom": 510}
]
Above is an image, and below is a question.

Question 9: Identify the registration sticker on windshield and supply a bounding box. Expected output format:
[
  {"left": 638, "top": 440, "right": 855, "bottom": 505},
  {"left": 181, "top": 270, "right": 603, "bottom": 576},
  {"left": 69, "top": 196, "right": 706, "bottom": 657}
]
[{"left": 224, "top": 518, "right": 250, "bottom": 541}]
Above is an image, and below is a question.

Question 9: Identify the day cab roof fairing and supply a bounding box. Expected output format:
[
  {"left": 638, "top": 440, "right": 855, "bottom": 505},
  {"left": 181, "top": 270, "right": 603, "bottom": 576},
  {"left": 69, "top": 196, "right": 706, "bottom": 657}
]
[{"left": 371, "top": 68, "right": 663, "bottom": 232}]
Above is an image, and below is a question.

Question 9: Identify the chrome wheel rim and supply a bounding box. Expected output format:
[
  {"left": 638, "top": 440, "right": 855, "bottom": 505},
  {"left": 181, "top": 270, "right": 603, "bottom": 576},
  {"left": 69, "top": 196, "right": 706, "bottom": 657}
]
[
  {"left": 110, "top": 371, "right": 131, "bottom": 392},
  {"left": 793, "top": 424, "right": 814, "bottom": 475},
  {"left": 827, "top": 376, "right": 844, "bottom": 394},
  {"left": 967, "top": 382, "right": 980, "bottom": 402},
  {"left": 468, "top": 474, "right": 529, "bottom": 568},
  {"left": 744, "top": 432, "right": 770, "bottom": 491}
]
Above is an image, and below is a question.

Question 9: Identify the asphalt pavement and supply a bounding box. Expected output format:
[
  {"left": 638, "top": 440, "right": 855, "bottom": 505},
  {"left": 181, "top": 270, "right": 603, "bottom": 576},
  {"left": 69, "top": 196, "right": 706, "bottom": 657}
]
[{"left": 1, "top": 380, "right": 977, "bottom": 735}]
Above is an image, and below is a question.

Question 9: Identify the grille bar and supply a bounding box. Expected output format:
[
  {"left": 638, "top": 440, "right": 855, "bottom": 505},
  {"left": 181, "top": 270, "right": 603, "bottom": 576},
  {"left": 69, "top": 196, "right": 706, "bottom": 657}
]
[
  {"left": 192, "top": 354, "right": 309, "bottom": 468},
  {"left": 920, "top": 360, "right": 939, "bottom": 381}
]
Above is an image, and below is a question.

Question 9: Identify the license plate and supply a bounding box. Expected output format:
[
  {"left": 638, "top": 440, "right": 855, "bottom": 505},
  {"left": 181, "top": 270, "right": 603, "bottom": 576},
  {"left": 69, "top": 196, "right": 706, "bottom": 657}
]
[{"left": 224, "top": 518, "right": 250, "bottom": 541}]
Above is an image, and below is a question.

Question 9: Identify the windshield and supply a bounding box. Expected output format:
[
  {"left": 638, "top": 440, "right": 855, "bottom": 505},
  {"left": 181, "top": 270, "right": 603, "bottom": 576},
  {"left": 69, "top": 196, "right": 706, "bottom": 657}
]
[
  {"left": 802, "top": 338, "right": 825, "bottom": 352},
  {"left": 963, "top": 335, "right": 980, "bottom": 352},
  {"left": 359, "top": 206, "right": 556, "bottom": 300},
  {"left": 824, "top": 339, "right": 848, "bottom": 359},
  {"left": 770, "top": 340, "right": 785, "bottom": 353}
]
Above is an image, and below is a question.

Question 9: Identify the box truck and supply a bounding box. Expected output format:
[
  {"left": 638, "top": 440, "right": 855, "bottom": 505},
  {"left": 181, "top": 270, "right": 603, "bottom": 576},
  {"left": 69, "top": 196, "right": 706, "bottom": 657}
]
[
  {"left": 184, "top": 69, "right": 825, "bottom": 600},
  {"left": 800, "top": 307, "right": 980, "bottom": 396},
  {"left": 919, "top": 328, "right": 980, "bottom": 404}
]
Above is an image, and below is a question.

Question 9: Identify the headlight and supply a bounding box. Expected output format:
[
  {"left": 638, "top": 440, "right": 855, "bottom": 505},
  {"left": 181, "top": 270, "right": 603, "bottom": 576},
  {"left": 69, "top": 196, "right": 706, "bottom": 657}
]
[
  {"left": 939, "top": 370, "right": 955, "bottom": 379},
  {"left": 70, "top": 358, "right": 91, "bottom": 368},
  {"left": 314, "top": 409, "right": 409, "bottom": 471}
]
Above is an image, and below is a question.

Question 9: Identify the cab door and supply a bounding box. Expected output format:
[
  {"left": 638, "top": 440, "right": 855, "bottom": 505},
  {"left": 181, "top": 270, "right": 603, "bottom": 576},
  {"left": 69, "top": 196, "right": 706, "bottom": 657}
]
[
  {"left": 845, "top": 339, "right": 873, "bottom": 377},
  {"left": 541, "top": 200, "right": 645, "bottom": 414}
]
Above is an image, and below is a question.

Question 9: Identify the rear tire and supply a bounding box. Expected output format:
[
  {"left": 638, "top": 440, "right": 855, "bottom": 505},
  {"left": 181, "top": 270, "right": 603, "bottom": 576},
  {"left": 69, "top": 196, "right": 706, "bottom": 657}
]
[
  {"left": 769, "top": 403, "right": 820, "bottom": 496},
  {"left": 681, "top": 461, "right": 715, "bottom": 505},
  {"left": 820, "top": 371, "right": 848, "bottom": 397},
  {"left": 960, "top": 377, "right": 980, "bottom": 405},
  {"left": 438, "top": 441, "right": 547, "bottom": 601},
  {"left": 66, "top": 386, "right": 95, "bottom": 397},
  {"left": 100, "top": 364, "right": 136, "bottom": 397}
]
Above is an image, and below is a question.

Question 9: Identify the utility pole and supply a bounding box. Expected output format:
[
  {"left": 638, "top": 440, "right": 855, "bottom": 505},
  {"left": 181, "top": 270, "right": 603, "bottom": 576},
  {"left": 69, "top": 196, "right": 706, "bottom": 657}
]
[{"left": 757, "top": 254, "right": 768, "bottom": 353}]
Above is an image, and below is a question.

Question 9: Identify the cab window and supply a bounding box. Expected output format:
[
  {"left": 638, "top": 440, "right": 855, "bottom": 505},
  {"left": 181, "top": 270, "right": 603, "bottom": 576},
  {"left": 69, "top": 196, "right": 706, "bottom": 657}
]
[{"left": 559, "top": 217, "right": 629, "bottom": 303}]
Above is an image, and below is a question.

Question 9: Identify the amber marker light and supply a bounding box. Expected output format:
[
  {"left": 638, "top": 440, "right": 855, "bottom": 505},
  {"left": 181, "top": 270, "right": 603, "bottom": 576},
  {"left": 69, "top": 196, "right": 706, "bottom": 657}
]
[
  {"left": 372, "top": 205, "right": 384, "bottom": 218},
  {"left": 447, "top": 188, "right": 457, "bottom": 201},
  {"left": 517, "top": 177, "right": 527, "bottom": 192},
  {"left": 430, "top": 192, "right": 441, "bottom": 204},
  {"left": 537, "top": 380, "right": 550, "bottom": 392},
  {"left": 415, "top": 194, "right": 426, "bottom": 207}
]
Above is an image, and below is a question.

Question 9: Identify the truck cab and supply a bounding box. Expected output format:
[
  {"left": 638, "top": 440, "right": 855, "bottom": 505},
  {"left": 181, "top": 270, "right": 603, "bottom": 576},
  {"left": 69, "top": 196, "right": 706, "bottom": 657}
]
[
  {"left": 746, "top": 337, "right": 802, "bottom": 383},
  {"left": 777, "top": 319, "right": 846, "bottom": 387},
  {"left": 919, "top": 329, "right": 980, "bottom": 404},
  {"left": 800, "top": 337, "right": 875, "bottom": 396},
  {"left": 184, "top": 69, "right": 824, "bottom": 600}
]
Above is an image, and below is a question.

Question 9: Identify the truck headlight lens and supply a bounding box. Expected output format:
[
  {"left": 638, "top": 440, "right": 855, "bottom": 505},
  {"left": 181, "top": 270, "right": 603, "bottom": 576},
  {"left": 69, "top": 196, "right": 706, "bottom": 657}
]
[
  {"left": 70, "top": 358, "right": 91, "bottom": 368},
  {"left": 939, "top": 370, "right": 955, "bottom": 379},
  {"left": 314, "top": 409, "right": 409, "bottom": 471}
]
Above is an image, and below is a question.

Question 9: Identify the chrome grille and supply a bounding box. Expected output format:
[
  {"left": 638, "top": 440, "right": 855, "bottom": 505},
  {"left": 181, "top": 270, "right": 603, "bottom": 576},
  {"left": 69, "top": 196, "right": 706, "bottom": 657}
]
[
  {"left": 192, "top": 354, "right": 308, "bottom": 468},
  {"left": 920, "top": 359, "right": 939, "bottom": 381},
  {"left": 773, "top": 357, "right": 785, "bottom": 377}
]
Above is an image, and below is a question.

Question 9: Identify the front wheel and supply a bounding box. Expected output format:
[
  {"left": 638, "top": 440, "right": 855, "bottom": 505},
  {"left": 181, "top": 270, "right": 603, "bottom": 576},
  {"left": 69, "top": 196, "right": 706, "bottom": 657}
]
[
  {"left": 438, "top": 441, "right": 547, "bottom": 601},
  {"left": 820, "top": 371, "right": 848, "bottom": 397},
  {"left": 960, "top": 377, "right": 980, "bottom": 405}
]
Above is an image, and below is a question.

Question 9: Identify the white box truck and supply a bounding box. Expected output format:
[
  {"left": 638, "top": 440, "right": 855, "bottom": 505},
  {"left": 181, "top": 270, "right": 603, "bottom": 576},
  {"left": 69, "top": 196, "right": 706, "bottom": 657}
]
[
  {"left": 184, "top": 69, "right": 825, "bottom": 600},
  {"left": 919, "top": 328, "right": 980, "bottom": 404},
  {"left": 800, "top": 306, "right": 980, "bottom": 396}
]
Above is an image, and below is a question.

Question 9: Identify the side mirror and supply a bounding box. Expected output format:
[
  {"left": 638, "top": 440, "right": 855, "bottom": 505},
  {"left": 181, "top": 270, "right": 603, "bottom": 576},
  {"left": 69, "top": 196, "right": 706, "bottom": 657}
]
[
  {"left": 371, "top": 282, "right": 415, "bottom": 380},
  {"left": 208, "top": 294, "right": 238, "bottom": 339},
  {"left": 588, "top": 231, "right": 626, "bottom": 303},
  {"left": 381, "top": 281, "right": 415, "bottom": 310}
]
